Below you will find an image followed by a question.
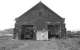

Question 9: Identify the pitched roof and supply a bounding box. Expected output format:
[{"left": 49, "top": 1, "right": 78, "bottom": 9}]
[{"left": 15, "top": 1, "right": 64, "bottom": 22}]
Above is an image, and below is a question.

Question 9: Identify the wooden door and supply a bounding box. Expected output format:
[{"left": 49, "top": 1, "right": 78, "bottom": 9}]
[{"left": 21, "top": 25, "right": 34, "bottom": 40}]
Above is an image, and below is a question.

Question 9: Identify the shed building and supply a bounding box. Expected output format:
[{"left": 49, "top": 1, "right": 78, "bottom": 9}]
[{"left": 13, "top": 2, "right": 66, "bottom": 40}]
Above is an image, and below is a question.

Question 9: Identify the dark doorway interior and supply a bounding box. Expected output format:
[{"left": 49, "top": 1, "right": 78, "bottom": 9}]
[
  {"left": 48, "top": 24, "right": 60, "bottom": 39},
  {"left": 21, "top": 25, "right": 34, "bottom": 40}
]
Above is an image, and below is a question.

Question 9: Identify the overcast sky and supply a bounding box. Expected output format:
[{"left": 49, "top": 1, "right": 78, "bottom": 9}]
[{"left": 0, "top": 0, "right": 80, "bottom": 31}]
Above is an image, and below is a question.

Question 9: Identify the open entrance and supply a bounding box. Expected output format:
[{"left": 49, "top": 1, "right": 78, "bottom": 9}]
[
  {"left": 21, "top": 25, "right": 35, "bottom": 40},
  {"left": 36, "top": 29, "right": 48, "bottom": 40},
  {"left": 48, "top": 24, "right": 60, "bottom": 39}
]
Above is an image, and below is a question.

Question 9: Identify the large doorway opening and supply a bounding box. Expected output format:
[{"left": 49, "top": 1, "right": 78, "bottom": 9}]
[
  {"left": 48, "top": 24, "right": 60, "bottom": 39},
  {"left": 21, "top": 25, "right": 35, "bottom": 40},
  {"left": 36, "top": 29, "right": 48, "bottom": 40}
]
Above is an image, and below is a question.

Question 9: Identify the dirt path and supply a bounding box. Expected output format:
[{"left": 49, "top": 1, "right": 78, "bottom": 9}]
[{"left": 14, "top": 39, "right": 59, "bottom": 50}]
